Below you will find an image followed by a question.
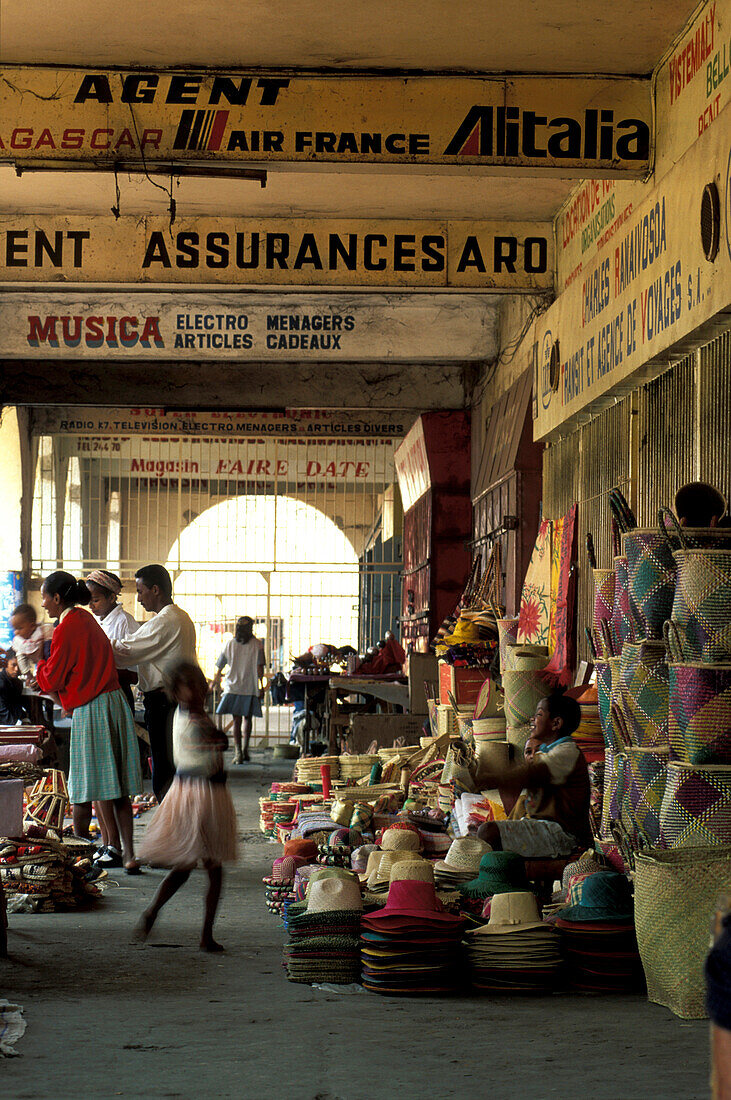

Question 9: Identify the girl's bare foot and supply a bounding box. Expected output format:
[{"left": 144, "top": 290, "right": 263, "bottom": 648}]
[
  {"left": 200, "top": 937, "right": 224, "bottom": 953},
  {"left": 133, "top": 912, "right": 156, "bottom": 942}
]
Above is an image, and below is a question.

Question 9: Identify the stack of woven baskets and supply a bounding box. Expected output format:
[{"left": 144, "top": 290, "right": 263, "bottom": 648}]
[{"left": 592, "top": 487, "right": 731, "bottom": 854}]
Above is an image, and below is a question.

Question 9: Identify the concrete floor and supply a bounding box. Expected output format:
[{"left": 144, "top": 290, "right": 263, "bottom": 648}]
[{"left": 2, "top": 757, "right": 710, "bottom": 1100}]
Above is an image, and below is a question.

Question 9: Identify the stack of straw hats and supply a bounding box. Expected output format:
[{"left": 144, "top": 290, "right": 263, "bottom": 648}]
[
  {"left": 362, "top": 850, "right": 420, "bottom": 895},
  {"left": 263, "top": 855, "right": 301, "bottom": 915},
  {"left": 555, "top": 872, "right": 645, "bottom": 992},
  {"left": 283, "top": 877, "right": 363, "bottom": 984},
  {"left": 464, "top": 892, "right": 562, "bottom": 992},
  {"left": 360, "top": 865, "right": 465, "bottom": 994},
  {"left": 433, "top": 837, "right": 491, "bottom": 889}
]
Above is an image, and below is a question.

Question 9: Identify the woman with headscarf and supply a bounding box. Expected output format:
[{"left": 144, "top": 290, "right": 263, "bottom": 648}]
[
  {"left": 30, "top": 571, "right": 143, "bottom": 873},
  {"left": 85, "top": 569, "right": 142, "bottom": 869}
]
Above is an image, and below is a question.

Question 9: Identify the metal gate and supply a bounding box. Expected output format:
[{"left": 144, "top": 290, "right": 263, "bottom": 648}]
[{"left": 29, "top": 426, "right": 403, "bottom": 742}]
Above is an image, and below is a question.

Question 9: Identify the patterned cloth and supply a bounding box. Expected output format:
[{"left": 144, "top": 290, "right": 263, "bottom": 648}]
[
  {"left": 517, "top": 519, "right": 552, "bottom": 645},
  {"left": 545, "top": 503, "right": 578, "bottom": 685},
  {"left": 69, "top": 688, "right": 143, "bottom": 802}
]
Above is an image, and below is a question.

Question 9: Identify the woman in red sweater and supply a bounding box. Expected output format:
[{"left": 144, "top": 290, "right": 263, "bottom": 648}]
[{"left": 33, "top": 571, "right": 142, "bottom": 872}]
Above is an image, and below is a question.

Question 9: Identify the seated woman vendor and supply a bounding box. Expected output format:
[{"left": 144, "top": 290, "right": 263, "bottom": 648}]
[{"left": 475, "top": 692, "right": 591, "bottom": 859}]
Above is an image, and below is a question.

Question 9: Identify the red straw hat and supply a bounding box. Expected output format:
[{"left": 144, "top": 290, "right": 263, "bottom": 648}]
[
  {"left": 365, "top": 879, "right": 463, "bottom": 923},
  {"left": 284, "top": 839, "right": 318, "bottom": 861}
]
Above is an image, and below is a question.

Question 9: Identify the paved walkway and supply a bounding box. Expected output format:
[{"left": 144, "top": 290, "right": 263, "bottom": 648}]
[{"left": 2, "top": 756, "right": 709, "bottom": 1099}]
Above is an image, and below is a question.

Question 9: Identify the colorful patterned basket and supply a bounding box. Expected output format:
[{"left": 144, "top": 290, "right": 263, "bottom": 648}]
[
  {"left": 600, "top": 746, "right": 626, "bottom": 837},
  {"left": 659, "top": 761, "right": 731, "bottom": 848},
  {"left": 595, "top": 660, "right": 614, "bottom": 747},
  {"left": 621, "top": 746, "right": 669, "bottom": 846},
  {"left": 502, "top": 670, "right": 548, "bottom": 727},
  {"left": 635, "top": 847, "right": 731, "bottom": 1019},
  {"left": 612, "top": 555, "right": 634, "bottom": 649},
  {"left": 618, "top": 640, "right": 669, "bottom": 748},
  {"left": 668, "top": 662, "right": 731, "bottom": 765},
  {"left": 622, "top": 528, "right": 676, "bottom": 641},
  {"left": 592, "top": 568, "right": 616, "bottom": 657},
  {"left": 669, "top": 548, "right": 731, "bottom": 663}
]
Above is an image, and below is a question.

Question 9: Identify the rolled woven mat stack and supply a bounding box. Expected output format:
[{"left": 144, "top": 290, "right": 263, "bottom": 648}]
[
  {"left": 338, "top": 754, "right": 380, "bottom": 781},
  {"left": 0, "top": 833, "right": 100, "bottom": 913}
]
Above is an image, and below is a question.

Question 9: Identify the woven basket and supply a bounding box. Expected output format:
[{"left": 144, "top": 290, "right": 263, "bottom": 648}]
[
  {"left": 502, "top": 669, "right": 547, "bottom": 727},
  {"left": 618, "top": 640, "right": 669, "bottom": 748},
  {"left": 601, "top": 746, "right": 626, "bottom": 837},
  {"left": 593, "top": 568, "right": 616, "bottom": 657},
  {"left": 497, "top": 617, "right": 520, "bottom": 668},
  {"left": 669, "top": 548, "right": 731, "bottom": 663},
  {"left": 635, "top": 847, "right": 731, "bottom": 1018},
  {"left": 503, "top": 644, "right": 549, "bottom": 672},
  {"left": 668, "top": 662, "right": 731, "bottom": 765},
  {"left": 660, "top": 761, "right": 731, "bottom": 848},
  {"left": 472, "top": 716, "right": 506, "bottom": 739},
  {"left": 623, "top": 528, "right": 676, "bottom": 641},
  {"left": 621, "top": 746, "right": 669, "bottom": 846},
  {"left": 612, "top": 555, "right": 634, "bottom": 649},
  {"left": 506, "top": 724, "right": 532, "bottom": 754},
  {"left": 595, "top": 660, "right": 613, "bottom": 744}
]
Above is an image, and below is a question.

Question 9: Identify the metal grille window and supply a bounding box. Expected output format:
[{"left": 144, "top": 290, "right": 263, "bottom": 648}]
[{"left": 30, "top": 429, "right": 402, "bottom": 743}]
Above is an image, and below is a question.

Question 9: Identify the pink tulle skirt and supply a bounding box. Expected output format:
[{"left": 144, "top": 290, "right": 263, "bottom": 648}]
[{"left": 139, "top": 775, "right": 238, "bottom": 869}]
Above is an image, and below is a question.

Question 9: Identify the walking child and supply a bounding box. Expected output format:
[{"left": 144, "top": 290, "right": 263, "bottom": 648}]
[{"left": 136, "top": 661, "right": 237, "bottom": 952}]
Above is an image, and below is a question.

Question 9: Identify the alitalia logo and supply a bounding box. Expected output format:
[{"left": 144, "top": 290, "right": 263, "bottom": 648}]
[{"left": 443, "top": 107, "right": 649, "bottom": 162}]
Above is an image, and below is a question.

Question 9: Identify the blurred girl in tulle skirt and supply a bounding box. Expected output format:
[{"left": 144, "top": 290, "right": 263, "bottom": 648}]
[{"left": 136, "top": 661, "right": 237, "bottom": 951}]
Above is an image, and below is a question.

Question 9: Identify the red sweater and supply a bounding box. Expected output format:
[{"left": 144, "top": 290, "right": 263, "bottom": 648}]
[{"left": 36, "top": 607, "right": 119, "bottom": 710}]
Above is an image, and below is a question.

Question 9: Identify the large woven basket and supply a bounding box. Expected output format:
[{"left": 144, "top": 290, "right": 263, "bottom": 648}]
[
  {"left": 621, "top": 746, "right": 669, "bottom": 846},
  {"left": 623, "top": 528, "right": 675, "bottom": 641},
  {"left": 600, "top": 746, "right": 626, "bottom": 837},
  {"left": 635, "top": 846, "right": 731, "bottom": 1018},
  {"left": 593, "top": 568, "right": 616, "bottom": 657},
  {"left": 506, "top": 724, "right": 532, "bottom": 754},
  {"left": 618, "top": 640, "right": 669, "bottom": 748},
  {"left": 659, "top": 761, "right": 731, "bottom": 848},
  {"left": 670, "top": 548, "right": 731, "bottom": 663},
  {"left": 668, "top": 662, "right": 731, "bottom": 765},
  {"left": 497, "top": 617, "right": 520, "bottom": 669},
  {"left": 502, "top": 670, "right": 547, "bottom": 727},
  {"left": 612, "top": 555, "right": 634, "bottom": 649}
]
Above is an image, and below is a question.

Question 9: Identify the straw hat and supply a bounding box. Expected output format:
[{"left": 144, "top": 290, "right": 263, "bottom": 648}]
[
  {"left": 559, "top": 872, "right": 633, "bottom": 922},
  {"left": 475, "top": 891, "right": 545, "bottom": 934},
  {"left": 381, "top": 826, "right": 421, "bottom": 852},
  {"left": 369, "top": 850, "right": 417, "bottom": 889},
  {"left": 351, "top": 843, "right": 379, "bottom": 873},
  {"left": 389, "top": 858, "right": 434, "bottom": 885},
  {"left": 459, "top": 852, "right": 529, "bottom": 899},
  {"left": 434, "top": 837, "right": 491, "bottom": 875},
  {"left": 306, "top": 877, "right": 363, "bottom": 914},
  {"left": 365, "top": 878, "right": 464, "bottom": 922},
  {"left": 359, "top": 849, "right": 384, "bottom": 882},
  {"left": 306, "top": 866, "right": 359, "bottom": 893}
]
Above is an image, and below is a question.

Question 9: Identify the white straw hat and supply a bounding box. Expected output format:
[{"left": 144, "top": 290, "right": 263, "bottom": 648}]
[
  {"left": 306, "top": 876, "right": 363, "bottom": 914},
  {"left": 434, "top": 836, "right": 491, "bottom": 874},
  {"left": 369, "top": 849, "right": 417, "bottom": 888},
  {"left": 475, "top": 891, "right": 545, "bottom": 934}
]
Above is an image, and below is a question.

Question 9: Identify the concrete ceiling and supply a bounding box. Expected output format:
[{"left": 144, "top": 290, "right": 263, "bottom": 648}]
[
  {"left": 0, "top": 1, "right": 696, "bottom": 74},
  {"left": 0, "top": 2, "right": 698, "bottom": 232}
]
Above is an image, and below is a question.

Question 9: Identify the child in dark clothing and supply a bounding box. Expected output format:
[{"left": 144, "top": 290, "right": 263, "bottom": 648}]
[{"left": 0, "top": 650, "right": 28, "bottom": 724}]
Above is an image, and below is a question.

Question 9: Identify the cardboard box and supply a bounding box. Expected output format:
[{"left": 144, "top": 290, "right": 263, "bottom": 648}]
[
  {"left": 346, "top": 714, "right": 426, "bottom": 754},
  {"left": 408, "top": 652, "right": 439, "bottom": 715},
  {"left": 438, "top": 662, "right": 493, "bottom": 707}
]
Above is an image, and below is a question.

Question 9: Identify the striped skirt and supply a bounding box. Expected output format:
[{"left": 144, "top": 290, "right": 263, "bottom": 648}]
[{"left": 69, "top": 688, "right": 143, "bottom": 803}]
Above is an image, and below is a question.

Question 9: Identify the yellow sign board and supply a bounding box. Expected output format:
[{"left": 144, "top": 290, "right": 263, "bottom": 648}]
[
  {"left": 655, "top": 0, "right": 730, "bottom": 179},
  {"left": 0, "top": 215, "right": 553, "bottom": 290},
  {"left": 534, "top": 99, "right": 731, "bottom": 440},
  {"left": 0, "top": 68, "right": 651, "bottom": 174}
]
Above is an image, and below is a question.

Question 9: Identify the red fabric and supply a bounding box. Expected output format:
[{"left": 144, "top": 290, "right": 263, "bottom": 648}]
[
  {"left": 356, "top": 637, "right": 406, "bottom": 675},
  {"left": 544, "top": 504, "right": 578, "bottom": 687},
  {"left": 36, "top": 607, "right": 119, "bottom": 710}
]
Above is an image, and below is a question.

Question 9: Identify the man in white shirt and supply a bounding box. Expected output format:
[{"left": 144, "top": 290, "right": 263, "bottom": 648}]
[{"left": 112, "top": 564, "right": 196, "bottom": 800}]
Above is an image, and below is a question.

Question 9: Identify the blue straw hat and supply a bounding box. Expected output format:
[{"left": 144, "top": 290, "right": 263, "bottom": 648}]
[{"left": 459, "top": 851, "right": 528, "bottom": 899}]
